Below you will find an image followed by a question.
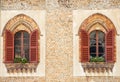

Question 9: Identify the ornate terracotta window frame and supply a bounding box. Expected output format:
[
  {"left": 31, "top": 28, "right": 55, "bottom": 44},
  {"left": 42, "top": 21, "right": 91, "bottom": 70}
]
[
  {"left": 3, "top": 14, "right": 41, "bottom": 73},
  {"left": 78, "top": 13, "right": 116, "bottom": 72}
]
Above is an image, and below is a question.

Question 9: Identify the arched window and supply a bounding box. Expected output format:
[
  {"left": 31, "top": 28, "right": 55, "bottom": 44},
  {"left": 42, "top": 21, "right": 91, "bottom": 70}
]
[
  {"left": 3, "top": 14, "right": 42, "bottom": 73},
  {"left": 14, "top": 31, "right": 29, "bottom": 61},
  {"left": 90, "top": 30, "right": 105, "bottom": 58},
  {"left": 79, "top": 13, "right": 116, "bottom": 63}
]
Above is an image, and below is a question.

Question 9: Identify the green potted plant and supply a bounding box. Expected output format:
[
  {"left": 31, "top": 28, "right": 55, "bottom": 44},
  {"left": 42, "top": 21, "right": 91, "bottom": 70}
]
[
  {"left": 90, "top": 57, "right": 105, "bottom": 62},
  {"left": 21, "top": 58, "right": 28, "bottom": 64},
  {"left": 14, "top": 57, "right": 22, "bottom": 63},
  {"left": 14, "top": 57, "right": 28, "bottom": 64}
]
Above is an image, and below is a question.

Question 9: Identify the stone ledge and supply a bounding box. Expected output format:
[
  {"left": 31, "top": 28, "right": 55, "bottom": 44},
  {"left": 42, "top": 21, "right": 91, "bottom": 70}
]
[
  {"left": 0, "top": 77, "right": 45, "bottom": 82},
  {"left": 74, "top": 76, "right": 120, "bottom": 82},
  {"left": 5, "top": 63, "right": 39, "bottom": 73},
  {"left": 81, "top": 62, "right": 114, "bottom": 72}
]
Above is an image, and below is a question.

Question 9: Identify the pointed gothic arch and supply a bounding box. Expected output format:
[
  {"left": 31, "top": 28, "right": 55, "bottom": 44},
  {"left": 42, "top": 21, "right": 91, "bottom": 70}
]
[
  {"left": 3, "top": 14, "right": 40, "bottom": 63},
  {"left": 2, "top": 14, "right": 40, "bottom": 35},
  {"left": 78, "top": 13, "right": 117, "bottom": 34}
]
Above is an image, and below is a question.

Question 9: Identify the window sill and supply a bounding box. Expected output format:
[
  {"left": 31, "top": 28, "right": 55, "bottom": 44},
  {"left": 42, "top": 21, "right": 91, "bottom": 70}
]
[
  {"left": 81, "top": 62, "right": 114, "bottom": 72},
  {"left": 4, "top": 63, "right": 39, "bottom": 73}
]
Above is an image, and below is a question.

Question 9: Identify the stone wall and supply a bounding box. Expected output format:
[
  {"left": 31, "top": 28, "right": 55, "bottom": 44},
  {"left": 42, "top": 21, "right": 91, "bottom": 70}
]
[
  {"left": 1, "top": 0, "right": 120, "bottom": 10},
  {"left": 46, "top": 9, "right": 73, "bottom": 82},
  {"left": 58, "top": 0, "right": 120, "bottom": 9},
  {"left": 0, "top": 0, "right": 120, "bottom": 82},
  {"left": 1, "top": 0, "right": 45, "bottom": 10},
  {"left": 0, "top": 77, "right": 120, "bottom": 82},
  {"left": 74, "top": 76, "right": 120, "bottom": 82},
  {"left": 0, "top": 77, "right": 45, "bottom": 82}
]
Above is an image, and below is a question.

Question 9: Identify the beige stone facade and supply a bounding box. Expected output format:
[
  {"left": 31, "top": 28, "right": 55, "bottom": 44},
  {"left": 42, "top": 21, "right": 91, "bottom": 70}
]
[{"left": 0, "top": 0, "right": 120, "bottom": 82}]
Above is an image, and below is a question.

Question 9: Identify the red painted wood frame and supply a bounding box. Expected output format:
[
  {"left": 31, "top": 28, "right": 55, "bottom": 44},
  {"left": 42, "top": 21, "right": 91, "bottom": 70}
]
[
  {"left": 90, "top": 30, "right": 105, "bottom": 57},
  {"left": 14, "top": 31, "right": 29, "bottom": 58}
]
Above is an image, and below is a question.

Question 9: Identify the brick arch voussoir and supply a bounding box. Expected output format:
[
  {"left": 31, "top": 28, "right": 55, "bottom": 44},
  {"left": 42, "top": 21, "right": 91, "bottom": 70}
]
[
  {"left": 2, "top": 14, "right": 41, "bottom": 36},
  {"left": 78, "top": 13, "right": 117, "bottom": 34}
]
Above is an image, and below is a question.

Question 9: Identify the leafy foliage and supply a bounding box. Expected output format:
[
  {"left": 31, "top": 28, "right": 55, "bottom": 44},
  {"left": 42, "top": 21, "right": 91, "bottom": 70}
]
[
  {"left": 21, "top": 58, "right": 28, "bottom": 64},
  {"left": 90, "top": 57, "right": 105, "bottom": 62},
  {"left": 14, "top": 57, "right": 22, "bottom": 63},
  {"left": 14, "top": 57, "right": 28, "bottom": 64}
]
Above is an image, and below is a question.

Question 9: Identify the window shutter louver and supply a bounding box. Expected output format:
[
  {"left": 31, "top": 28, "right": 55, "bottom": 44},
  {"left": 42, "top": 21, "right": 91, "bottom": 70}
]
[
  {"left": 5, "top": 30, "right": 14, "bottom": 62},
  {"left": 80, "top": 30, "right": 89, "bottom": 62},
  {"left": 106, "top": 30, "right": 114, "bottom": 62},
  {"left": 30, "top": 30, "right": 38, "bottom": 63}
]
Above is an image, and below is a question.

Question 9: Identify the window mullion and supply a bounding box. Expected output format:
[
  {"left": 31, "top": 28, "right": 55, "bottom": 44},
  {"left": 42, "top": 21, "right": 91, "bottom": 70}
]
[
  {"left": 96, "top": 31, "right": 98, "bottom": 57},
  {"left": 21, "top": 32, "right": 23, "bottom": 57}
]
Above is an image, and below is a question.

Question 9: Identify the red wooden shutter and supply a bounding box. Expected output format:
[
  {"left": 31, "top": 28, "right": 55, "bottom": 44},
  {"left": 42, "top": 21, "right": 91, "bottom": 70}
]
[
  {"left": 5, "top": 30, "right": 14, "bottom": 62},
  {"left": 80, "top": 30, "right": 89, "bottom": 62},
  {"left": 30, "top": 30, "right": 38, "bottom": 63},
  {"left": 106, "top": 30, "right": 115, "bottom": 62}
]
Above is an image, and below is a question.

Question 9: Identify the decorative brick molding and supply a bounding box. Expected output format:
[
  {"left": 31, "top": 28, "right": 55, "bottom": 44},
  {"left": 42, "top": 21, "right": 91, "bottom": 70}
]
[
  {"left": 81, "top": 62, "right": 114, "bottom": 72},
  {"left": 79, "top": 13, "right": 116, "bottom": 32},
  {"left": 5, "top": 63, "right": 39, "bottom": 73},
  {"left": 2, "top": 14, "right": 40, "bottom": 35}
]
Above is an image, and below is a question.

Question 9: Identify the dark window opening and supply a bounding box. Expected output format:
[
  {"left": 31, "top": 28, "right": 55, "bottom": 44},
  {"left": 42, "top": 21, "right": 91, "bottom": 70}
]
[
  {"left": 14, "top": 31, "right": 29, "bottom": 61},
  {"left": 90, "top": 30, "right": 105, "bottom": 58}
]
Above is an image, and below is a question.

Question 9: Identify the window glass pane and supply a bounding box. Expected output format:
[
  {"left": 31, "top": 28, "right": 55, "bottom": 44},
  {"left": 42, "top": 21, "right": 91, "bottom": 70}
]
[
  {"left": 14, "top": 39, "right": 21, "bottom": 46},
  {"left": 14, "top": 32, "right": 21, "bottom": 39},
  {"left": 98, "top": 31, "right": 105, "bottom": 46},
  {"left": 99, "top": 46, "right": 104, "bottom": 53},
  {"left": 14, "top": 47, "right": 21, "bottom": 58},
  {"left": 14, "top": 32, "right": 22, "bottom": 58},
  {"left": 90, "top": 31, "right": 96, "bottom": 46},
  {"left": 98, "top": 31, "right": 105, "bottom": 57},
  {"left": 90, "top": 54, "right": 96, "bottom": 57},
  {"left": 90, "top": 31, "right": 96, "bottom": 57},
  {"left": 23, "top": 32, "right": 29, "bottom": 61},
  {"left": 14, "top": 31, "right": 30, "bottom": 61},
  {"left": 23, "top": 32, "right": 29, "bottom": 38},
  {"left": 24, "top": 46, "right": 29, "bottom": 61},
  {"left": 90, "top": 30, "right": 105, "bottom": 60},
  {"left": 90, "top": 46, "right": 96, "bottom": 53},
  {"left": 99, "top": 54, "right": 104, "bottom": 57},
  {"left": 24, "top": 38, "right": 29, "bottom": 46}
]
